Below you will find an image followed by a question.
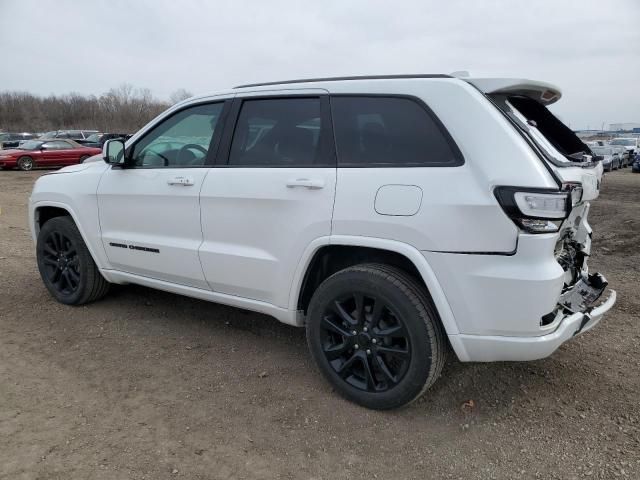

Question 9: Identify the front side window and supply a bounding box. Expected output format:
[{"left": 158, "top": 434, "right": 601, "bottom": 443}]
[
  {"left": 228, "top": 98, "right": 323, "bottom": 167},
  {"left": 130, "top": 102, "right": 224, "bottom": 168},
  {"left": 331, "top": 96, "right": 461, "bottom": 167}
]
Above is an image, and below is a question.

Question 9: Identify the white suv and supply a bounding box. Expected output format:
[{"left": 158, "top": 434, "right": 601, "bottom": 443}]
[{"left": 29, "top": 74, "right": 616, "bottom": 409}]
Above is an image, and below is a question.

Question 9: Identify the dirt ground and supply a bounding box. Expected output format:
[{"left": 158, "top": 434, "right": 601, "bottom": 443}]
[{"left": 0, "top": 169, "right": 638, "bottom": 480}]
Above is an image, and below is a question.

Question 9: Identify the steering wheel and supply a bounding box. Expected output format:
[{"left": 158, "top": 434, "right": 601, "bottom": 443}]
[{"left": 177, "top": 144, "right": 208, "bottom": 165}]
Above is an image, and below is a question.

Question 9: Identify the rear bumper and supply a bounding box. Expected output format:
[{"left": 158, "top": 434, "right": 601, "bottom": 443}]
[
  {"left": 449, "top": 289, "right": 616, "bottom": 361},
  {"left": 423, "top": 228, "right": 616, "bottom": 362}
]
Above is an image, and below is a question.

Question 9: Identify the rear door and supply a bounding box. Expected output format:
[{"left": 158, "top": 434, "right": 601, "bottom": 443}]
[
  {"left": 198, "top": 91, "right": 336, "bottom": 307},
  {"left": 97, "top": 99, "right": 230, "bottom": 288}
]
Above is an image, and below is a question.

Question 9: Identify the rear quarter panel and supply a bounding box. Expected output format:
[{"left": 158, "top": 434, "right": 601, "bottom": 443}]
[{"left": 328, "top": 78, "right": 558, "bottom": 253}]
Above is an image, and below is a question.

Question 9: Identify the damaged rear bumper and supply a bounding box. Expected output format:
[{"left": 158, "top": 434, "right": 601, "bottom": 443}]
[{"left": 450, "top": 285, "right": 616, "bottom": 362}]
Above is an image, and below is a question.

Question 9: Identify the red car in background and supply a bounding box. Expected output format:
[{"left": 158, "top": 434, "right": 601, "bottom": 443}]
[{"left": 0, "top": 139, "right": 101, "bottom": 171}]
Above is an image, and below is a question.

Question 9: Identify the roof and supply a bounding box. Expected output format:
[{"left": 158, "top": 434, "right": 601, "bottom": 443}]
[{"left": 234, "top": 74, "right": 452, "bottom": 89}]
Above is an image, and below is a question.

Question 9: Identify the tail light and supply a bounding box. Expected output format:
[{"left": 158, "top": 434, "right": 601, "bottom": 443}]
[{"left": 495, "top": 186, "right": 571, "bottom": 233}]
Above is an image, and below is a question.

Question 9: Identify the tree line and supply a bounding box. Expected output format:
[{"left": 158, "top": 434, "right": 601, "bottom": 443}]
[{"left": 0, "top": 85, "right": 192, "bottom": 134}]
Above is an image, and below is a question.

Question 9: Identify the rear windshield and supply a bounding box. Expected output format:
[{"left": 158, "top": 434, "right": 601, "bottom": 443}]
[
  {"left": 489, "top": 94, "right": 592, "bottom": 165},
  {"left": 591, "top": 146, "right": 613, "bottom": 156}
]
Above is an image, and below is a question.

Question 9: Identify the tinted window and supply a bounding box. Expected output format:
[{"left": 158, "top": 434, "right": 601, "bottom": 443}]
[
  {"left": 331, "top": 96, "right": 460, "bottom": 166},
  {"left": 131, "top": 102, "right": 224, "bottom": 167},
  {"left": 43, "top": 141, "right": 71, "bottom": 150},
  {"left": 228, "top": 98, "right": 322, "bottom": 167}
]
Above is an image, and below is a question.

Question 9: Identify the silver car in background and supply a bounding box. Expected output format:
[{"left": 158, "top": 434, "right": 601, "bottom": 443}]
[{"left": 591, "top": 146, "right": 620, "bottom": 172}]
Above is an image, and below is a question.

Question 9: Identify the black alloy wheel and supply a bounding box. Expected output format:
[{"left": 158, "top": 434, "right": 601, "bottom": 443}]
[
  {"left": 36, "top": 216, "right": 110, "bottom": 305},
  {"left": 40, "top": 230, "right": 81, "bottom": 295},
  {"left": 320, "top": 292, "right": 411, "bottom": 392},
  {"left": 306, "top": 263, "right": 446, "bottom": 409}
]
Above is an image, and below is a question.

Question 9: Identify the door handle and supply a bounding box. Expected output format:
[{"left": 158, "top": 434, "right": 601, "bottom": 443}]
[
  {"left": 167, "top": 176, "right": 194, "bottom": 186},
  {"left": 286, "top": 178, "right": 325, "bottom": 189}
]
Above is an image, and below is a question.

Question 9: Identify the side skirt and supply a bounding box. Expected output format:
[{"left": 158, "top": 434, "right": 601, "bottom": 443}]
[{"left": 100, "top": 269, "right": 301, "bottom": 326}]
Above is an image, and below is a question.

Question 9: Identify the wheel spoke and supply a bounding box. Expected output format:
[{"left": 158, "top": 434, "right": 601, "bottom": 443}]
[
  {"left": 375, "top": 324, "right": 406, "bottom": 338},
  {"left": 377, "top": 345, "right": 410, "bottom": 359},
  {"left": 51, "top": 267, "right": 62, "bottom": 285},
  {"left": 324, "top": 341, "right": 351, "bottom": 360},
  {"left": 43, "top": 257, "right": 58, "bottom": 267},
  {"left": 374, "top": 354, "right": 398, "bottom": 385},
  {"left": 353, "top": 293, "right": 364, "bottom": 324},
  {"left": 361, "top": 355, "right": 378, "bottom": 391},
  {"left": 333, "top": 300, "right": 357, "bottom": 326},
  {"left": 368, "top": 298, "right": 385, "bottom": 329},
  {"left": 67, "top": 268, "right": 80, "bottom": 286},
  {"left": 337, "top": 351, "right": 360, "bottom": 378},
  {"left": 59, "top": 270, "right": 69, "bottom": 290},
  {"left": 51, "top": 232, "right": 61, "bottom": 251},
  {"left": 322, "top": 315, "right": 352, "bottom": 337},
  {"left": 44, "top": 244, "right": 58, "bottom": 257}
]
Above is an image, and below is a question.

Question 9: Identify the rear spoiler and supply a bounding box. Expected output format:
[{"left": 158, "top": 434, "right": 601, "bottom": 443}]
[{"left": 463, "top": 78, "right": 562, "bottom": 106}]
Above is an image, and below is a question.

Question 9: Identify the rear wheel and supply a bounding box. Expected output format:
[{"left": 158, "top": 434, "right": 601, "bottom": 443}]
[
  {"left": 17, "top": 156, "right": 34, "bottom": 171},
  {"left": 36, "top": 216, "right": 110, "bottom": 305},
  {"left": 306, "top": 263, "right": 446, "bottom": 410}
]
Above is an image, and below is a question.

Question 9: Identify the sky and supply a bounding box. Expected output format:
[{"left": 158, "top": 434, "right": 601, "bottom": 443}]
[{"left": 1, "top": 0, "right": 638, "bottom": 130}]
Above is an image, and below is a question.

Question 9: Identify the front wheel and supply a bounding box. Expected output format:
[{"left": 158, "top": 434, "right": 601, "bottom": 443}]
[
  {"left": 306, "top": 264, "right": 446, "bottom": 410},
  {"left": 36, "top": 216, "right": 110, "bottom": 305}
]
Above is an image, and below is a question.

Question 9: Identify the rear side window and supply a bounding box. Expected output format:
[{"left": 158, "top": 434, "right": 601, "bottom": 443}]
[
  {"left": 331, "top": 96, "right": 462, "bottom": 167},
  {"left": 228, "top": 98, "right": 325, "bottom": 167},
  {"left": 43, "top": 141, "right": 70, "bottom": 150}
]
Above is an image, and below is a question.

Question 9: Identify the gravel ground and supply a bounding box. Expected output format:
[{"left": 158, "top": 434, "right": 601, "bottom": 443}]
[{"left": 0, "top": 169, "right": 638, "bottom": 480}]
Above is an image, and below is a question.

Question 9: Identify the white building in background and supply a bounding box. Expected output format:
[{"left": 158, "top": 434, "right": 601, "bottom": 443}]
[{"left": 609, "top": 122, "right": 640, "bottom": 131}]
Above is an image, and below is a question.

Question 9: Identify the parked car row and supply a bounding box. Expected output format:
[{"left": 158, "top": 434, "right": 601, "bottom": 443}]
[
  {"left": 0, "top": 130, "right": 132, "bottom": 169},
  {"left": 586, "top": 137, "right": 639, "bottom": 172}
]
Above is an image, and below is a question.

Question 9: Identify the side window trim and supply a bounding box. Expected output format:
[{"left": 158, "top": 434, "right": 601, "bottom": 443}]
[
  {"left": 123, "top": 99, "right": 232, "bottom": 169},
  {"left": 215, "top": 94, "right": 336, "bottom": 168},
  {"left": 328, "top": 93, "right": 465, "bottom": 168}
]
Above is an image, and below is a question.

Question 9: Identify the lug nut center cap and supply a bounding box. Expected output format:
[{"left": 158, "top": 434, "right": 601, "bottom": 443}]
[{"left": 357, "top": 332, "right": 371, "bottom": 347}]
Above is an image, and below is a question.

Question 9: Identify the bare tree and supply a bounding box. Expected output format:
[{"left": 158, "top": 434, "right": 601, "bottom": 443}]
[
  {"left": 169, "top": 88, "right": 193, "bottom": 105},
  {"left": 0, "top": 85, "right": 170, "bottom": 133}
]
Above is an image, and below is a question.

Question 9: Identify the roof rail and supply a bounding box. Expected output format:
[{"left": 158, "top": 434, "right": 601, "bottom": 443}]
[{"left": 234, "top": 74, "right": 452, "bottom": 89}]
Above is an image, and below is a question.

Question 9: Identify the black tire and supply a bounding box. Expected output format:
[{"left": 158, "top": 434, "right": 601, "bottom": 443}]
[
  {"left": 306, "top": 263, "right": 446, "bottom": 410},
  {"left": 17, "top": 156, "right": 34, "bottom": 171},
  {"left": 36, "top": 216, "right": 110, "bottom": 305},
  {"left": 79, "top": 155, "right": 90, "bottom": 163}
]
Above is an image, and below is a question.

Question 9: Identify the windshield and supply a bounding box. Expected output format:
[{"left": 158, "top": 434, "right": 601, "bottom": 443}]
[
  {"left": 18, "top": 140, "right": 44, "bottom": 150},
  {"left": 610, "top": 139, "right": 635, "bottom": 146},
  {"left": 0, "top": 133, "right": 10, "bottom": 141},
  {"left": 86, "top": 133, "right": 102, "bottom": 142}
]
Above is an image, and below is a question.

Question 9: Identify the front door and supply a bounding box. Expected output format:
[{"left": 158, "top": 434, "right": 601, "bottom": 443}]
[
  {"left": 39, "top": 140, "right": 71, "bottom": 166},
  {"left": 97, "top": 100, "right": 229, "bottom": 289},
  {"left": 199, "top": 92, "right": 336, "bottom": 307}
]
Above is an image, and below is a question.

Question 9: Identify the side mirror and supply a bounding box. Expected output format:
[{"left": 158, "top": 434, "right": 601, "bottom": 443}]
[{"left": 103, "top": 139, "right": 126, "bottom": 166}]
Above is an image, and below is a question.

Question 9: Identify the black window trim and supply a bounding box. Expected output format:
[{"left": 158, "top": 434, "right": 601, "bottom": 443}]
[
  {"left": 121, "top": 99, "right": 232, "bottom": 170},
  {"left": 328, "top": 93, "right": 465, "bottom": 168},
  {"left": 215, "top": 94, "right": 336, "bottom": 168}
]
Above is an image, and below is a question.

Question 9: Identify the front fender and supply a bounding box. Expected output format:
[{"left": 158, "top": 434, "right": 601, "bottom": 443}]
[{"left": 29, "top": 164, "right": 109, "bottom": 269}]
